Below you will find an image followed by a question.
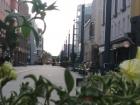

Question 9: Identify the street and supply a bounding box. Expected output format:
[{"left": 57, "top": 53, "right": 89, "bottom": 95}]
[{"left": 3, "top": 65, "right": 82, "bottom": 104}]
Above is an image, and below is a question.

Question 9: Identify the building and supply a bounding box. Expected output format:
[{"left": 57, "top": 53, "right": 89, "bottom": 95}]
[
  {"left": 0, "top": 0, "right": 17, "bottom": 20},
  {"left": 131, "top": 0, "right": 140, "bottom": 46},
  {"left": 0, "top": 0, "right": 17, "bottom": 59},
  {"left": 42, "top": 51, "right": 52, "bottom": 64},
  {"left": 83, "top": 4, "right": 92, "bottom": 63},
  {"left": 109, "top": 0, "right": 132, "bottom": 66},
  {"left": 28, "top": 21, "right": 41, "bottom": 65},
  {"left": 98, "top": 0, "right": 137, "bottom": 68},
  {"left": 75, "top": 3, "right": 92, "bottom": 63},
  {"left": 73, "top": 0, "right": 140, "bottom": 70},
  {"left": 13, "top": 0, "right": 29, "bottom": 66},
  {"left": 36, "top": 28, "right": 44, "bottom": 64},
  {"left": 84, "top": 19, "right": 91, "bottom": 63},
  {"left": 74, "top": 5, "right": 82, "bottom": 60}
]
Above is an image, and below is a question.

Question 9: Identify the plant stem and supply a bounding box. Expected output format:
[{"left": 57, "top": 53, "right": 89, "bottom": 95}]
[
  {"left": 44, "top": 97, "right": 50, "bottom": 105},
  {"left": 29, "top": 17, "right": 46, "bottom": 35},
  {"left": 11, "top": 93, "right": 31, "bottom": 105}
]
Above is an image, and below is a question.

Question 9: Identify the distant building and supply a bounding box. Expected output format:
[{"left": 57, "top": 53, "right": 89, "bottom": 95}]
[
  {"left": 28, "top": 21, "right": 38, "bottom": 64},
  {"left": 0, "top": 0, "right": 17, "bottom": 20},
  {"left": 90, "top": 0, "right": 102, "bottom": 69},
  {"left": 98, "top": 0, "right": 133, "bottom": 67},
  {"left": 75, "top": 3, "right": 92, "bottom": 62},
  {"left": 74, "top": 5, "right": 82, "bottom": 59},
  {"left": 42, "top": 51, "right": 52, "bottom": 64},
  {"left": 13, "top": 0, "right": 29, "bottom": 66},
  {"left": 84, "top": 19, "right": 91, "bottom": 63},
  {"left": 37, "top": 28, "right": 43, "bottom": 55},
  {"left": 0, "top": 0, "right": 18, "bottom": 59}
]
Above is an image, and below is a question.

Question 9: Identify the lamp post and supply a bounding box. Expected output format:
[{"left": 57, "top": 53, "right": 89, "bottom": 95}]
[{"left": 103, "top": 0, "right": 112, "bottom": 72}]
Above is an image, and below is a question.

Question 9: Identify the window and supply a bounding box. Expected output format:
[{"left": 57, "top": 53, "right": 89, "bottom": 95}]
[
  {"left": 111, "top": 24, "right": 113, "bottom": 39},
  {"left": 114, "top": 23, "right": 117, "bottom": 38},
  {"left": 102, "top": 0, "right": 106, "bottom": 25},
  {"left": 118, "top": 21, "right": 121, "bottom": 35},
  {"left": 123, "top": 18, "right": 125, "bottom": 34},
  {"left": 89, "top": 22, "right": 94, "bottom": 38},
  {"left": 114, "top": 0, "right": 118, "bottom": 17},
  {"left": 121, "top": 0, "right": 126, "bottom": 12}
]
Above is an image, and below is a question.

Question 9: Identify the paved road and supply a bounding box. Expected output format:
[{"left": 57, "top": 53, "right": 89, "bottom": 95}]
[{"left": 3, "top": 65, "right": 82, "bottom": 104}]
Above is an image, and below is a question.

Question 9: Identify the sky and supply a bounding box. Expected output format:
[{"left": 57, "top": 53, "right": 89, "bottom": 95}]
[{"left": 36, "top": 0, "right": 93, "bottom": 56}]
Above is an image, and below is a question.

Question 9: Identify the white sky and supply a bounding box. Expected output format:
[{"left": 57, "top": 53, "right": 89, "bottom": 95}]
[{"left": 36, "top": 0, "right": 93, "bottom": 56}]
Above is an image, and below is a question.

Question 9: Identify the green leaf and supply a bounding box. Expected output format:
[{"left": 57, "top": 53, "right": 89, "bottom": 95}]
[
  {"left": 21, "top": 25, "right": 31, "bottom": 38},
  {"left": 32, "top": 2, "right": 38, "bottom": 13},
  {"left": 64, "top": 70, "right": 74, "bottom": 93},
  {"left": 24, "top": 74, "right": 37, "bottom": 83},
  {"left": 34, "top": 76, "right": 46, "bottom": 97},
  {"left": 0, "top": 77, "right": 13, "bottom": 88},
  {"left": 46, "top": 1, "right": 58, "bottom": 10}
]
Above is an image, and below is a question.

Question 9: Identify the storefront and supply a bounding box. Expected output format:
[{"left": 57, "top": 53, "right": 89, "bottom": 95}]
[
  {"left": 99, "top": 37, "right": 136, "bottom": 69},
  {"left": 111, "top": 37, "right": 136, "bottom": 66}
]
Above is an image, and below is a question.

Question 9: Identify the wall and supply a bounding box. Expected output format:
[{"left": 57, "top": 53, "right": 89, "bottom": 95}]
[
  {"left": 0, "top": 0, "right": 10, "bottom": 20},
  {"left": 131, "top": 0, "right": 140, "bottom": 17},
  {"left": 84, "top": 19, "right": 91, "bottom": 62},
  {"left": 91, "top": 0, "right": 103, "bottom": 45},
  {"left": 111, "top": 0, "right": 131, "bottom": 41}
]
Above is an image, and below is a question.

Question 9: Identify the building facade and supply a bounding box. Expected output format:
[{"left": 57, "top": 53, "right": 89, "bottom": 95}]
[
  {"left": 0, "top": 0, "right": 17, "bottom": 59},
  {"left": 28, "top": 21, "right": 42, "bottom": 65},
  {"left": 74, "top": 0, "right": 140, "bottom": 70},
  {"left": 84, "top": 19, "right": 92, "bottom": 63},
  {"left": 0, "top": 0, "right": 17, "bottom": 20},
  {"left": 13, "top": 0, "right": 29, "bottom": 66},
  {"left": 75, "top": 3, "right": 92, "bottom": 63},
  {"left": 131, "top": 0, "right": 140, "bottom": 46},
  {"left": 96, "top": 0, "right": 134, "bottom": 67},
  {"left": 75, "top": 5, "right": 82, "bottom": 60}
]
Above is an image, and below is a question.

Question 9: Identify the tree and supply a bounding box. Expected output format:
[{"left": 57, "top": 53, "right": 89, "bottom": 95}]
[{"left": 0, "top": 0, "right": 57, "bottom": 62}]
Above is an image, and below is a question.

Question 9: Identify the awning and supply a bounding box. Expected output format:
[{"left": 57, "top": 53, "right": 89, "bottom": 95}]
[
  {"left": 111, "top": 36, "right": 135, "bottom": 49},
  {"left": 99, "top": 36, "right": 135, "bottom": 52}
]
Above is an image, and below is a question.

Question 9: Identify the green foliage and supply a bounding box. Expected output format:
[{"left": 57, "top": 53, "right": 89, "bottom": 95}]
[
  {"left": 0, "top": 66, "right": 140, "bottom": 105},
  {"left": 0, "top": 61, "right": 16, "bottom": 80},
  {"left": 78, "top": 72, "right": 140, "bottom": 105},
  {"left": 64, "top": 69, "right": 74, "bottom": 93},
  {"left": 0, "top": 0, "right": 57, "bottom": 57}
]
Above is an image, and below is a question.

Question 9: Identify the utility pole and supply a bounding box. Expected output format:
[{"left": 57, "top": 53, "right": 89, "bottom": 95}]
[
  {"left": 79, "top": 4, "right": 85, "bottom": 63},
  {"left": 65, "top": 37, "right": 68, "bottom": 57},
  {"left": 72, "top": 21, "right": 75, "bottom": 68},
  {"left": 68, "top": 32, "right": 70, "bottom": 60},
  {"left": 104, "top": 0, "right": 112, "bottom": 71}
]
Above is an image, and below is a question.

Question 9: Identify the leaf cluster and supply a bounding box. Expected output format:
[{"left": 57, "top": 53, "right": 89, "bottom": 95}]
[
  {"left": 78, "top": 72, "right": 140, "bottom": 105},
  {"left": 1, "top": 67, "right": 140, "bottom": 105}
]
